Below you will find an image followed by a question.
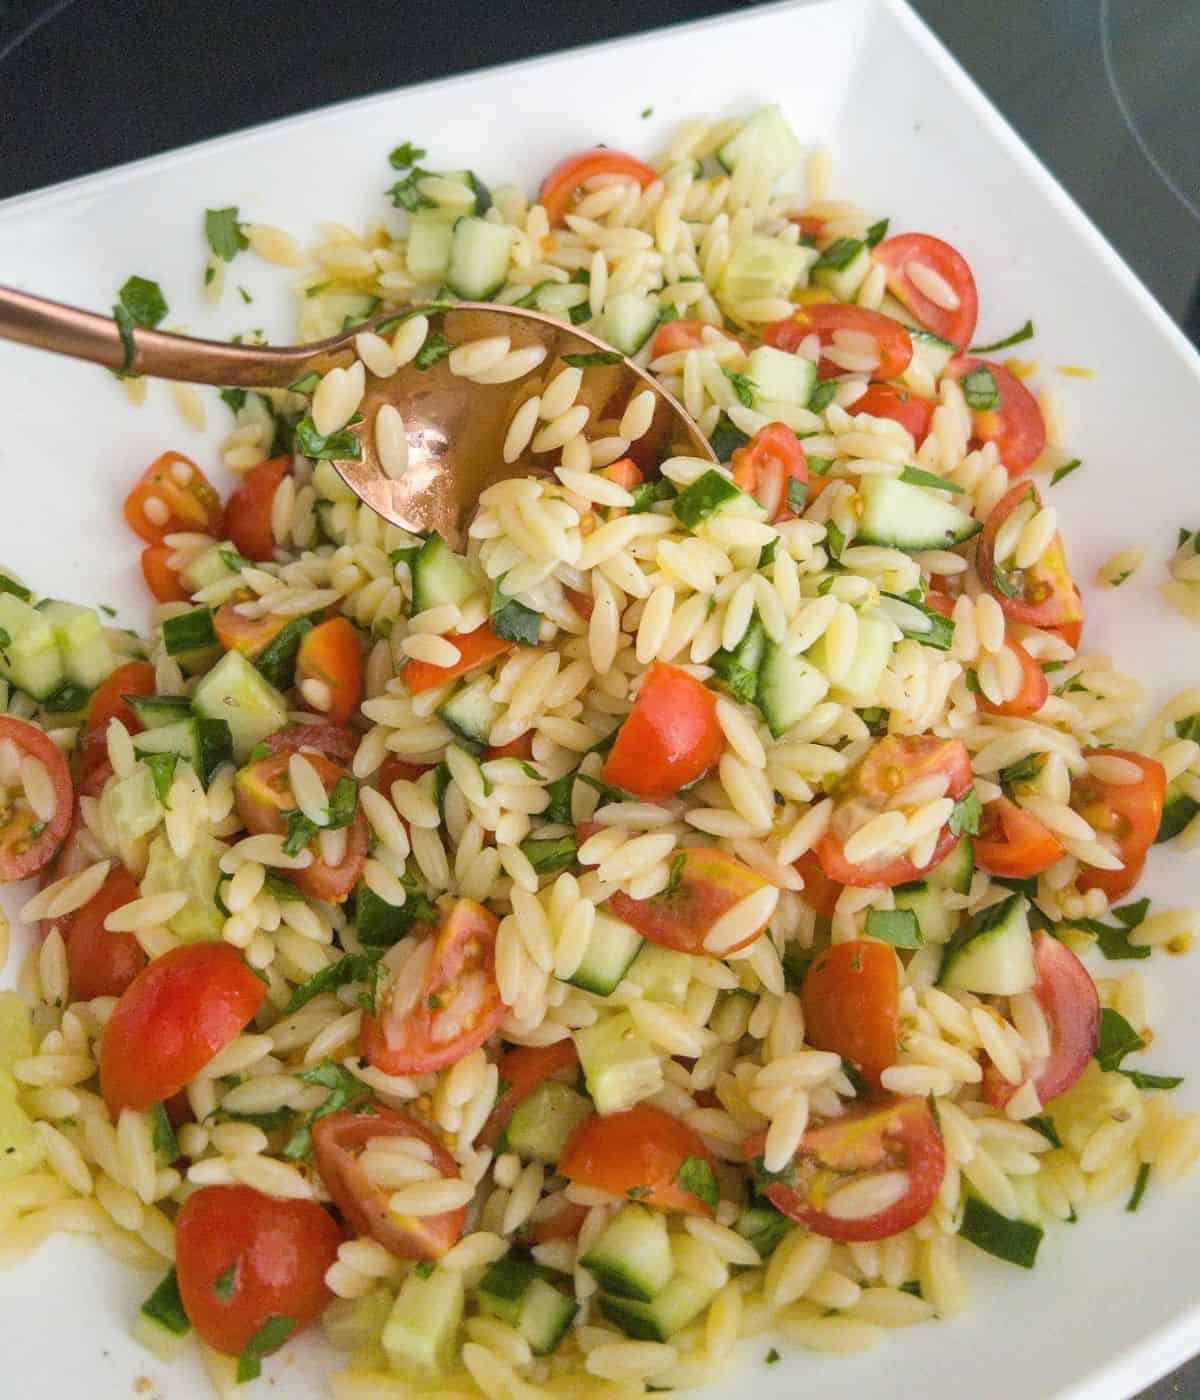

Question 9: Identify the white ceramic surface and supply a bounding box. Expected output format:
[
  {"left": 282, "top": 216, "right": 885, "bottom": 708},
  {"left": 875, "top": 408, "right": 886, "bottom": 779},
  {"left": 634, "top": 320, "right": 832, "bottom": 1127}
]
[{"left": 1, "top": 0, "right": 1199, "bottom": 1395}]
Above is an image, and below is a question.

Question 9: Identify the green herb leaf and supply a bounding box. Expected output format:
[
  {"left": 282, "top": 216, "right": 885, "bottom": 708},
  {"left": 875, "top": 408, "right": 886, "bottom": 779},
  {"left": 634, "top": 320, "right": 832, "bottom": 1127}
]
[
  {"left": 1050, "top": 458, "right": 1082, "bottom": 487},
  {"left": 205, "top": 207, "right": 249, "bottom": 262},
  {"left": 326, "top": 777, "right": 359, "bottom": 830},
  {"left": 758, "top": 536, "right": 779, "bottom": 569},
  {"left": 490, "top": 584, "right": 543, "bottom": 646},
  {"left": 1095, "top": 1007, "right": 1145, "bottom": 1071},
  {"left": 1063, "top": 913, "right": 1151, "bottom": 962},
  {"left": 676, "top": 1155, "right": 719, "bottom": 1211},
  {"left": 959, "top": 1194, "right": 1042, "bottom": 1268},
  {"left": 864, "top": 908, "right": 923, "bottom": 947},
  {"left": 708, "top": 414, "right": 750, "bottom": 463},
  {"left": 0, "top": 574, "right": 32, "bottom": 602},
  {"left": 766, "top": 1348, "right": 782, "bottom": 1365},
  {"left": 141, "top": 751, "right": 178, "bottom": 807},
  {"left": 118, "top": 275, "right": 169, "bottom": 329},
  {"left": 237, "top": 1314, "right": 296, "bottom": 1383},
  {"left": 282, "top": 809, "right": 319, "bottom": 858},
  {"left": 43, "top": 682, "right": 92, "bottom": 714},
  {"left": 880, "top": 591, "right": 955, "bottom": 652},
  {"left": 414, "top": 333, "right": 452, "bottom": 370},
  {"left": 519, "top": 836, "right": 578, "bottom": 876},
  {"left": 562, "top": 351, "right": 623, "bottom": 368},
  {"left": 1122, "top": 1069, "right": 1184, "bottom": 1091},
  {"left": 787, "top": 477, "right": 808, "bottom": 513},
  {"left": 142, "top": 1268, "right": 191, "bottom": 1335},
  {"left": 949, "top": 787, "right": 981, "bottom": 837},
  {"left": 288, "top": 372, "right": 321, "bottom": 396},
  {"left": 999, "top": 753, "right": 1043, "bottom": 788},
  {"left": 220, "top": 387, "right": 247, "bottom": 414},
  {"left": 1028, "top": 1115, "right": 1062, "bottom": 1148},
  {"left": 0, "top": 627, "right": 10, "bottom": 650},
  {"left": 214, "top": 1260, "right": 239, "bottom": 1300},
  {"left": 387, "top": 166, "right": 435, "bottom": 211},
  {"left": 389, "top": 142, "right": 427, "bottom": 169},
  {"left": 283, "top": 949, "right": 382, "bottom": 1016},
  {"left": 294, "top": 415, "right": 363, "bottom": 462},
  {"left": 543, "top": 772, "right": 575, "bottom": 826},
  {"left": 825, "top": 519, "right": 846, "bottom": 561},
  {"left": 970, "top": 320, "right": 1034, "bottom": 354},
  {"left": 899, "top": 466, "right": 963, "bottom": 494},
  {"left": 865, "top": 218, "right": 890, "bottom": 249},
  {"left": 629, "top": 479, "right": 676, "bottom": 514},
  {"left": 806, "top": 455, "right": 833, "bottom": 476},
  {"left": 150, "top": 1101, "right": 178, "bottom": 1164},
  {"left": 752, "top": 1155, "right": 798, "bottom": 1193},
  {"left": 991, "top": 566, "right": 1021, "bottom": 600},
  {"left": 1126, "top": 1162, "right": 1151, "bottom": 1213},
  {"left": 413, "top": 1259, "right": 436, "bottom": 1279},
  {"left": 960, "top": 364, "right": 1000, "bottom": 412},
  {"left": 808, "top": 380, "right": 836, "bottom": 414},
  {"left": 665, "top": 852, "right": 686, "bottom": 899},
  {"left": 723, "top": 369, "right": 757, "bottom": 408}
]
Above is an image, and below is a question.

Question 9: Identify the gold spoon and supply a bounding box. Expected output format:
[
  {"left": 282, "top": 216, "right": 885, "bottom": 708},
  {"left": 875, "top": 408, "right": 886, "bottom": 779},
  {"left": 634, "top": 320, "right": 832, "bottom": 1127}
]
[{"left": 0, "top": 289, "right": 715, "bottom": 548}]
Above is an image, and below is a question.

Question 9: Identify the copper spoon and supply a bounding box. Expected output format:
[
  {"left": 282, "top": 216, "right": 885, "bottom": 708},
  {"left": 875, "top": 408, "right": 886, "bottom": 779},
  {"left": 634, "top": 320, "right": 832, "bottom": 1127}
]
[{"left": 0, "top": 288, "right": 715, "bottom": 548}]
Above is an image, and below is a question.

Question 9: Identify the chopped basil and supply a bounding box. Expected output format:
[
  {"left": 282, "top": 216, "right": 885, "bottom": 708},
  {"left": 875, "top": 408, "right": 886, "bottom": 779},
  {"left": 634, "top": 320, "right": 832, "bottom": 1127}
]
[
  {"left": 413, "top": 1259, "right": 436, "bottom": 1279},
  {"left": 1050, "top": 458, "right": 1082, "bottom": 487},
  {"left": 898, "top": 466, "right": 963, "bottom": 494},
  {"left": 281, "top": 1062, "right": 373, "bottom": 1160},
  {"left": 543, "top": 773, "right": 575, "bottom": 826},
  {"left": 150, "top": 1101, "right": 178, "bottom": 1164},
  {"left": 213, "top": 1261, "right": 239, "bottom": 1301},
  {"left": 766, "top": 1348, "right": 782, "bottom": 1365},
  {"left": 141, "top": 1268, "right": 190, "bottom": 1336},
  {"left": 808, "top": 380, "right": 836, "bottom": 414},
  {"left": 629, "top": 478, "right": 676, "bottom": 514},
  {"left": 519, "top": 835, "right": 578, "bottom": 876},
  {"left": 959, "top": 1195, "right": 1042, "bottom": 1268},
  {"left": 113, "top": 275, "right": 168, "bottom": 376},
  {"left": 787, "top": 478, "right": 808, "bottom": 513},
  {"left": 568, "top": 302, "right": 592, "bottom": 326},
  {"left": 237, "top": 1314, "right": 296, "bottom": 1383},
  {"left": 389, "top": 142, "right": 427, "bottom": 169},
  {"left": 205, "top": 207, "right": 248, "bottom": 263},
  {"left": 1028, "top": 1115, "right": 1062, "bottom": 1148},
  {"left": 1095, "top": 1007, "right": 1145, "bottom": 1071},
  {"left": 960, "top": 364, "right": 1000, "bottom": 412},
  {"left": 949, "top": 787, "right": 981, "bottom": 837},
  {"left": 752, "top": 1154, "right": 798, "bottom": 1193},
  {"left": 758, "top": 536, "right": 778, "bottom": 569},
  {"left": 807, "top": 455, "right": 833, "bottom": 476},
  {"left": 880, "top": 592, "right": 955, "bottom": 651},
  {"left": 43, "top": 682, "right": 92, "bottom": 714},
  {"left": 142, "top": 752, "right": 178, "bottom": 807},
  {"left": 865, "top": 218, "right": 890, "bottom": 249},
  {"left": 676, "top": 1155, "right": 719, "bottom": 1211},
  {"left": 0, "top": 574, "right": 31, "bottom": 602},
  {"left": 813, "top": 237, "right": 864, "bottom": 272},
  {"left": 999, "top": 753, "right": 1043, "bottom": 788},
  {"left": 824, "top": 519, "right": 846, "bottom": 561},
  {"left": 641, "top": 106, "right": 654, "bottom": 119},
  {"left": 294, "top": 415, "right": 363, "bottom": 461},
  {"left": 282, "top": 809, "right": 319, "bottom": 857},
  {"left": 665, "top": 852, "right": 686, "bottom": 898},
  {"left": 1063, "top": 910, "right": 1151, "bottom": 962},
  {"left": 708, "top": 413, "right": 751, "bottom": 463},
  {"left": 1177, "top": 714, "right": 1200, "bottom": 744},
  {"left": 414, "top": 333, "right": 452, "bottom": 370},
  {"left": 283, "top": 949, "right": 383, "bottom": 1016},
  {"left": 238, "top": 287, "right": 252, "bottom": 304},
  {"left": 220, "top": 387, "right": 247, "bottom": 414},
  {"left": 562, "top": 350, "right": 623, "bottom": 367},
  {"left": 970, "top": 320, "right": 1035, "bottom": 354},
  {"left": 723, "top": 369, "right": 757, "bottom": 408},
  {"left": 490, "top": 584, "right": 543, "bottom": 646},
  {"left": 326, "top": 777, "right": 359, "bottom": 830},
  {"left": 387, "top": 165, "right": 435, "bottom": 211},
  {"left": 864, "top": 908, "right": 923, "bottom": 948},
  {"left": 991, "top": 565, "right": 1021, "bottom": 599},
  {"left": 288, "top": 371, "right": 321, "bottom": 395},
  {"left": 1123, "top": 1069, "right": 1184, "bottom": 1091},
  {"left": 1126, "top": 1162, "right": 1151, "bottom": 1213}
]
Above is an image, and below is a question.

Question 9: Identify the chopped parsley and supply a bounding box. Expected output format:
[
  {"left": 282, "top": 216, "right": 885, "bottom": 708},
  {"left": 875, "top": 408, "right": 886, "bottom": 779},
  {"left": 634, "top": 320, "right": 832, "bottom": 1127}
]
[
  {"left": 150, "top": 1101, "right": 178, "bottom": 1164},
  {"left": 766, "top": 1348, "right": 782, "bottom": 1365},
  {"left": 675, "top": 1156, "right": 719, "bottom": 1210},
  {"left": 288, "top": 371, "right": 321, "bottom": 395},
  {"left": 143, "top": 750, "right": 180, "bottom": 807},
  {"left": 413, "top": 1260, "right": 436, "bottom": 1279},
  {"left": 113, "top": 275, "right": 168, "bottom": 377},
  {"left": 294, "top": 415, "right": 363, "bottom": 461},
  {"left": 707, "top": 413, "right": 750, "bottom": 463},
  {"left": 389, "top": 142, "right": 427, "bottom": 169},
  {"left": 787, "top": 477, "right": 808, "bottom": 513},
  {"left": 205, "top": 207, "right": 249, "bottom": 263},
  {"left": 220, "top": 387, "right": 247, "bottom": 415},
  {"left": 629, "top": 478, "right": 676, "bottom": 514},
  {"left": 326, "top": 776, "right": 359, "bottom": 830}
]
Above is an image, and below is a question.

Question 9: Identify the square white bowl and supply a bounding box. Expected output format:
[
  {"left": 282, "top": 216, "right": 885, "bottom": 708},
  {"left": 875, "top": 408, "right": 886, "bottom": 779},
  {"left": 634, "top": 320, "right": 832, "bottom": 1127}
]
[{"left": 1, "top": 0, "right": 1199, "bottom": 1395}]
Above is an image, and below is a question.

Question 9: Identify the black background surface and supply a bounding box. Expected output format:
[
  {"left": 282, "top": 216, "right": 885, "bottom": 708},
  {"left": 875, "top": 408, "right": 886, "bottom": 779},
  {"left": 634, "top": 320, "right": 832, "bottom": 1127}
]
[{"left": 1, "top": 1, "right": 1199, "bottom": 1394}]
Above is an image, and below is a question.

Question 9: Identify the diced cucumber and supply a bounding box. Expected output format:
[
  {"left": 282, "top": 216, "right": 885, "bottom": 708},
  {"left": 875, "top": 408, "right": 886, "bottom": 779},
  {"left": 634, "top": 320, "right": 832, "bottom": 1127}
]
[
  {"left": 0, "top": 593, "right": 64, "bottom": 700},
  {"left": 939, "top": 893, "right": 1035, "bottom": 996},
  {"left": 438, "top": 682, "right": 500, "bottom": 755},
  {"left": 673, "top": 470, "right": 766, "bottom": 531},
  {"left": 406, "top": 210, "right": 455, "bottom": 283},
  {"left": 382, "top": 1265, "right": 464, "bottom": 1379},
  {"left": 131, "top": 1309, "right": 191, "bottom": 1362},
  {"left": 711, "top": 613, "right": 766, "bottom": 706},
  {"left": 745, "top": 345, "right": 817, "bottom": 409},
  {"left": 580, "top": 1204, "right": 673, "bottom": 1302},
  {"left": 624, "top": 945, "right": 693, "bottom": 1008},
  {"left": 0, "top": 1071, "right": 43, "bottom": 1182},
  {"left": 736, "top": 1196, "right": 792, "bottom": 1259},
  {"left": 254, "top": 616, "right": 314, "bottom": 691},
  {"left": 446, "top": 216, "right": 514, "bottom": 300},
  {"left": 717, "top": 105, "right": 804, "bottom": 179},
  {"left": 856, "top": 475, "right": 981, "bottom": 552},
  {"left": 126, "top": 694, "right": 193, "bottom": 729},
  {"left": 439, "top": 170, "right": 492, "bottom": 216},
  {"left": 36, "top": 600, "right": 116, "bottom": 688},
  {"left": 567, "top": 910, "right": 644, "bottom": 997},
  {"left": 811, "top": 238, "right": 872, "bottom": 301},
  {"left": 893, "top": 881, "right": 958, "bottom": 946},
  {"left": 599, "top": 292, "right": 659, "bottom": 356},
  {"left": 134, "top": 717, "right": 233, "bottom": 786},
  {"left": 192, "top": 650, "right": 288, "bottom": 760},
  {"left": 927, "top": 835, "right": 974, "bottom": 894},
  {"left": 718, "top": 234, "right": 812, "bottom": 307},
  {"left": 141, "top": 832, "right": 226, "bottom": 942},
  {"left": 599, "top": 1274, "right": 718, "bottom": 1342},
  {"left": 907, "top": 329, "right": 955, "bottom": 382},
  {"left": 959, "top": 1189, "right": 1043, "bottom": 1269},
  {"left": 179, "top": 540, "right": 243, "bottom": 596},
  {"left": 575, "top": 1011, "right": 663, "bottom": 1116},
  {"left": 0, "top": 992, "right": 34, "bottom": 1070},
  {"left": 411, "top": 533, "right": 480, "bottom": 614},
  {"left": 757, "top": 641, "right": 829, "bottom": 739},
  {"left": 478, "top": 1255, "right": 578, "bottom": 1356},
  {"left": 161, "top": 606, "right": 217, "bottom": 659},
  {"left": 809, "top": 608, "right": 894, "bottom": 706},
  {"left": 105, "top": 763, "right": 162, "bottom": 842},
  {"left": 504, "top": 1080, "right": 593, "bottom": 1165}
]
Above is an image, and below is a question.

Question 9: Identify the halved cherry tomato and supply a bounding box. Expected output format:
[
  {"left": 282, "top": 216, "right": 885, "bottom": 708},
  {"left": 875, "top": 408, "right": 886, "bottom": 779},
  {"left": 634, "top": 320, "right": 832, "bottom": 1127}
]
[
  {"left": 124, "top": 452, "right": 223, "bottom": 545},
  {"left": 1071, "top": 749, "right": 1166, "bottom": 901},
  {"left": 598, "top": 457, "right": 644, "bottom": 516},
  {"left": 539, "top": 148, "right": 658, "bottom": 226},
  {"left": 976, "top": 635, "right": 1048, "bottom": 719},
  {"left": 0, "top": 717, "right": 73, "bottom": 882},
  {"left": 602, "top": 662, "right": 723, "bottom": 801},
  {"left": 872, "top": 233, "right": 979, "bottom": 351},
  {"left": 649, "top": 320, "right": 743, "bottom": 359},
  {"left": 852, "top": 383, "right": 934, "bottom": 445},
  {"left": 789, "top": 214, "right": 827, "bottom": 241},
  {"left": 213, "top": 603, "right": 292, "bottom": 659},
  {"left": 744, "top": 1096, "right": 945, "bottom": 1241},
  {"left": 54, "top": 867, "right": 148, "bottom": 1001},
  {"left": 263, "top": 723, "right": 359, "bottom": 767},
  {"left": 983, "top": 931, "right": 1098, "bottom": 1108},
  {"left": 402, "top": 623, "right": 513, "bottom": 695},
  {"left": 976, "top": 481, "right": 1083, "bottom": 631},
  {"left": 378, "top": 756, "right": 433, "bottom": 788},
  {"left": 480, "top": 1039, "right": 580, "bottom": 1149},
  {"left": 559, "top": 1104, "right": 716, "bottom": 1217},
  {"left": 793, "top": 848, "right": 842, "bottom": 919},
  {"left": 296, "top": 618, "right": 363, "bottom": 726},
  {"left": 224, "top": 457, "right": 289, "bottom": 562},
  {"left": 800, "top": 941, "right": 899, "bottom": 1090},
  {"left": 526, "top": 1199, "right": 588, "bottom": 1246},
  {"left": 312, "top": 1106, "right": 466, "bottom": 1260},
  {"left": 362, "top": 899, "right": 506, "bottom": 1076},
  {"left": 485, "top": 733, "right": 535, "bottom": 762},
  {"left": 76, "top": 660, "right": 156, "bottom": 784},
  {"left": 975, "top": 798, "right": 1064, "bottom": 879},
  {"left": 235, "top": 751, "right": 368, "bottom": 902},
  {"left": 140, "top": 544, "right": 190, "bottom": 603},
  {"left": 608, "top": 846, "right": 770, "bottom": 956},
  {"left": 765, "top": 304, "right": 912, "bottom": 382},
  {"left": 731, "top": 422, "right": 808, "bottom": 522},
  {"left": 817, "top": 735, "right": 972, "bottom": 888},
  {"left": 949, "top": 357, "right": 1045, "bottom": 475},
  {"left": 100, "top": 943, "right": 265, "bottom": 1114},
  {"left": 176, "top": 1184, "right": 341, "bottom": 1357}
]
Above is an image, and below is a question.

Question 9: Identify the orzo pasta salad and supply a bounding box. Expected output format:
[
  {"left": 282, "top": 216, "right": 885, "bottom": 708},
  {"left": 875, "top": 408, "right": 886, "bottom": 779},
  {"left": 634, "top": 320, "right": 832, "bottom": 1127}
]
[{"left": 4, "top": 104, "right": 1200, "bottom": 1398}]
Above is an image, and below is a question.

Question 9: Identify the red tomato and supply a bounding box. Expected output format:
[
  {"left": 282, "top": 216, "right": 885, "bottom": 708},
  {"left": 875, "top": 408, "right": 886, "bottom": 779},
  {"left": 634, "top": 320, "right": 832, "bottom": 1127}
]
[
  {"left": 977, "top": 482, "right": 1083, "bottom": 631},
  {"left": 602, "top": 662, "right": 723, "bottom": 801},
  {"left": 75, "top": 660, "right": 156, "bottom": 784},
  {"left": 526, "top": 1199, "right": 588, "bottom": 1245},
  {"left": 793, "top": 848, "right": 842, "bottom": 919},
  {"left": 263, "top": 723, "right": 359, "bottom": 767},
  {"left": 124, "top": 452, "right": 223, "bottom": 545},
  {"left": 224, "top": 457, "right": 289, "bottom": 562},
  {"left": 100, "top": 944, "right": 265, "bottom": 1114},
  {"left": 0, "top": 717, "right": 73, "bottom": 882},
  {"left": 296, "top": 618, "right": 363, "bottom": 726},
  {"left": 312, "top": 1106, "right": 466, "bottom": 1260},
  {"left": 852, "top": 383, "right": 934, "bottom": 445},
  {"left": 1072, "top": 749, "right": 1166, "bottom": 901},
  {"left": 745, "top": 1097, "right": 945, "bottom": 1241},
  {"left": 975, "top": 635, "right": 1048, "bottom": 719},
  {"left": 362, "top": 899, "right": 507, "bottom": 1075},
  {"left": 800, "top": 941, "right": 899, "bottom": 1089},
  {"left": 731, "top": 422, "right": 808, "bottom": 522},
  {"left": 378, "top": 756, "right": 433, "bottom": 788},
  {"left": 559, "top": 1105, "right": 716, "bottom": 1216},
  {"left": 484, "top": 733, "right": 535, "bottom": 762},
  {"left": 975, "top": 798, "right": 1064, "bottom": 879},
  {"left": 539, "top": 149, "right": 658, "bottom": 226},
  {"left": 213, "top": 603, "right": 291, "bottom": 659},
  {"left": 789, "top": 214, "right": 827, "bottom": 241},
  {"left": 600, "top": 456, "right": 644, "bottom": 502},
  {"left": 175, "top": 1185, "right": 341, "bottom": 1357},
  {"left": 608, "top": 846, "right": 770, "bottom": 956},
  {"left": 402, "top": 623, "right": 513, "bottom": 695},
  {"left": 56, "top": 867, "right": 148, "bottom": 1001},
  {"left": 649, "top": 320, "right": 742, "bottom": 359},
  {"left": 949, "top": 358, "right": 1046, "bottom": 475},
  {"left": 817, "top": 735, "right": 972, "bottom": 888},
  {"left": 872, "top": 233, "right": 979, "bottom": 351},
  {"left": 140, "top": 544, "right": 190, "bottom": 603},
  {"left": 235, "top": 751, "right": 368, "bottom": 903},
  {"left": 565, "top": 587, "right": 594, "bottom": 621},
  {"left": 765, "top": 304, "right": 912, "bottom": 381},
  {"left": 480, "top": 1039, "right": 580, "bottom": 1149},
  {"left": 983, "top": 931, "right": 1099, "bottom": 1109}
]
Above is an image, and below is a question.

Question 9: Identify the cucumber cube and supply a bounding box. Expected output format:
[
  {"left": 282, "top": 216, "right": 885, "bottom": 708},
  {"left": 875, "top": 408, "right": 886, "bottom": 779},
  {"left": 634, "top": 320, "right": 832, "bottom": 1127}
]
[
  {"left": 745, "top": 345, "right": 817, "bottom": 408},
  {"left": 575, "top": 1012, "right": 663, "bottom": 1116},
  {"left": 383, "top": 1266, "right": 464, "bottom": 1378}
]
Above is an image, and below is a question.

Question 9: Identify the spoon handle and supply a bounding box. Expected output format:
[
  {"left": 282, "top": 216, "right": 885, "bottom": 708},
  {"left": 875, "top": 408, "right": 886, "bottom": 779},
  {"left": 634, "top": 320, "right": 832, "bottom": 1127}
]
[{"left": 0, "top": 285, "right": 318, "bottom": 388}]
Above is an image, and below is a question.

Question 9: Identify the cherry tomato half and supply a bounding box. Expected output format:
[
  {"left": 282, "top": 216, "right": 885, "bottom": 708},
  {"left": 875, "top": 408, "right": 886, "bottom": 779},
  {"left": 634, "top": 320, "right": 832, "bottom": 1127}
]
[
  {"left": 872, "top": 233, "right": 979, "bottom": 351},
  {"left": 852, "top": 383, "right": 934, "bottom": 446},
  {"left": 602, "top": 662, "right": 723, "bottom": 801},
  {"left": 765, "top": 304, "right": 912, "bottom": 382},
  {"left": 480, "top": 1039, "right": 580, "bottom": 1149},
  {"left": 312, "top": 1106, "right": 466, "bottom": 1260},
  {"left": 800, "top": 941, "right": 899, "bottom": 1090},
  {"left": 76, "top": 660, "right": 156, "bottom": 785},
  {"left": 100, "top": 944, "right": 265, "bottom": 1114},
  {"left": 224, "top": 457, "right": 289, "bottom": 562},
  {"left": 559, "top": 1104, "right": 716, "bottom": 1217},
  {"left": 56, "top": 867, "right": 148, "bottom": 1002},
  {"left": 976, "top": 481, "right": 1083, "bottom": 631},
  {"left": 124, "top": 452, "right": 223, "bottom": 545},
  {"left": 213, "top": 604, "right": 292, "bottom": 660},
  {"left": 361, "top": 898, "right": 507, "bottom": 1075},
  {"left": 793, "top": 847, "right": 843, "bottom": 919},
  {"left": 731, "top": 422, "right": 809, "bottom": 522},
  {"left": 975, "top": 634, "right": 1048, "bottom": 719},
  {"left": 649, "top": 320, "right": 743, "bottom": 359},
  {"left": 1072, "top": 749, "right": 1166, "bottom": 901},
  {"left": 176, "top": 1184, "right": 341, "bottom": 1357},
  {"left": 0, "top": 717, "right": 73, "bottom": 882},
  {"left": 296, "top": 618, "right": 363, "bottom": 727},
  {"left": 140, "top": 544, "right": 190, "bottom": 603},
  {"left": 975, "top": 798, "right": 1064, "bottom": 879},
  {"left": 539, "top": 148, "right": 658, "bottom": 225},
  {"left": 262, "top": 723, "right": 359, "bottom": 767},
  {"left": 745, "top": 1096, "right": 945, "bottom": 1242},
  {"left": 949, "top": 357, "right": 1046, "bottom": 475},
  {"left": 402, "top": 623, "right": 513, "bottom": 695}
]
